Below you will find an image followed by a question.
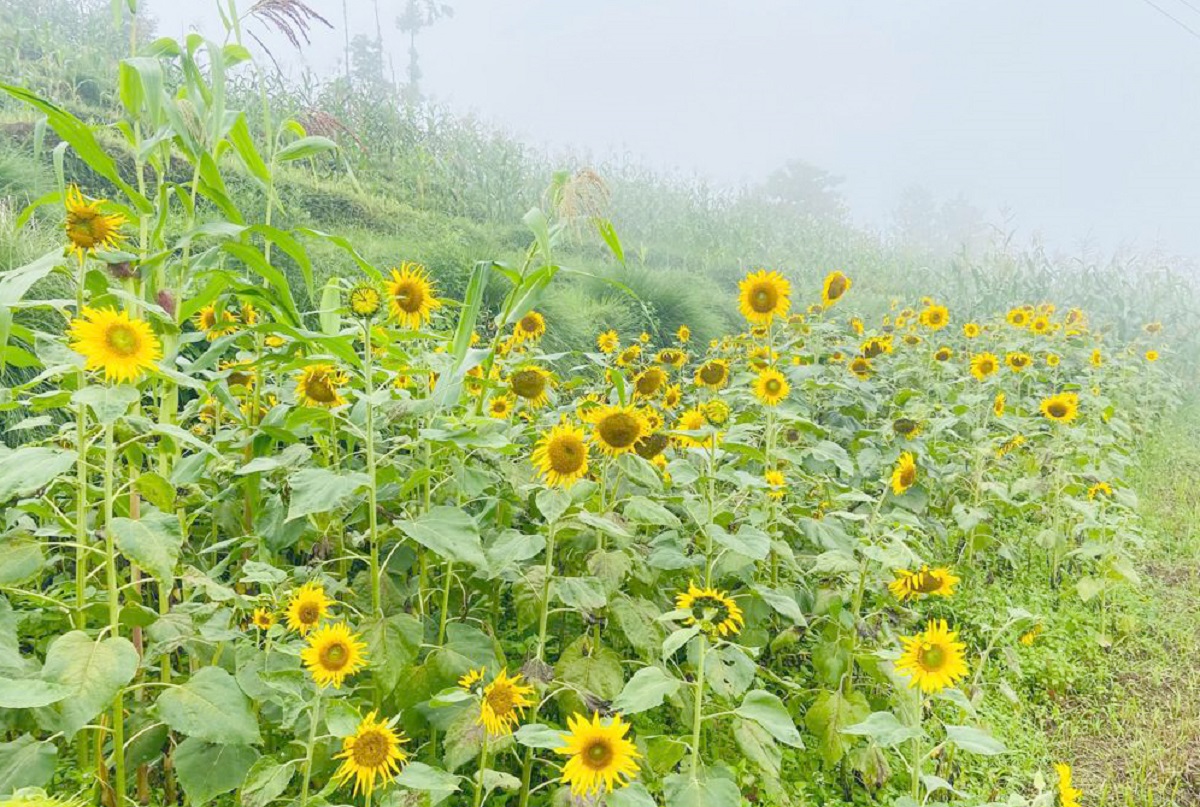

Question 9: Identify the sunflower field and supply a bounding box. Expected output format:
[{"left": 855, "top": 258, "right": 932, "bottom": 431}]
[{"left": 0, "top": 15, "right": 1191, "bottom": 807}]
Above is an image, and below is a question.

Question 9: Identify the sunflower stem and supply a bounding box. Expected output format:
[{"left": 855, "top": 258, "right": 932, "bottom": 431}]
[
  {"left": 364, "top": 322, "right": 382, "bottom": 619},
  {"left": 103, "top": 422, "right": 127, "bottom": 803},
  {"left": 910, "top": 687, "right": 923, "bottom": 800},
  {"left": 472, "top": 732, "right": 490, "bottom": 807},
  {"left": 690, "top": 634, "right": 707, "bottom": 778},
  {"left": 299, "top": 689, "right": 324, "bottom": 807}
]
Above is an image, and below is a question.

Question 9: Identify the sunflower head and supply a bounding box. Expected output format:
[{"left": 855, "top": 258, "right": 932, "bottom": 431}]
[
  {"left": 656, "top": 348, "right": 686, "bottom": 368},
  {"left": 616, "top": 344, "right": 642, "bottom": 367},
  {"left": 895, "top": 618, "right": 969, "bottom": 693},
  {"left": 993, "top": 392, "right": 1006, "bottom": 417},
  {"left": 919, "top": 305, "right": 949, "bottom": 330},
  {"left": 68, "top": 307, "right": 161, "bottom": 383},
  {"left": 1040, "top": 392, "right": 1080, "bottom": 424},
  {"left": 892, "top": 418, "right": 922, "bottom": 439},
  {"left": 556, "top": 712, "right": 641, "bottom": 796},
  {"left": 1145, "top": 349, "right": 1159, "bottom": 362},
  {"left": 674, "top": 408, "right": 713, "bottom": 449},
  {"left": 963, "top": 322, "right": 980, "bottom": 338},
  {"left": 1030, "top": 315, "right": 1052, "bottom": 335},
  {"left": 533, "top": 422, "right": 590, "bottom": 487},
  {"left": 662, "top": 384, "right": 683, "bottom": 409},
  {"left": 296, "top": 364, "right": 349, "bottom": 408},
  {"left": 348, "top": 283, "right": 383, "bottom": 318},
  {"left": 1090, "top": 349, "right": 1103, "bottom": 367},
  {"left": 703, "top": 399, "right": 730, "bottom": 426},
  {"left": 286, "top": 582, "right": 334, "bottom": 635},
  {"left": 591, "top": 405, "right": 649, "bottom": 456},
  {"left": 1006, "top": 308, "right": 1031, "bottom": 328},
  {"left": 1046, "top": 353, "right": 1060, "bottom": 367},
  {"left": 933, "top": 346, "right": 952, "bottom": 362},
  {"left": 739, "top": 269, "right": 792, "bottom": 324},
  {"left": 194, "top": 304, "right": 240, "bottom": 340},
  {"left": 634, "top": 431, "right": 670, "bottom": 460},
  {"left": 849, "top": 356, "right": 873, "bottom": 379},
  {"left": 765, "top": 469, "right": 786, "bottom": 499},
  {"left": 695, "top": 359, "right": 730, "bottom": 389},
  {"left": 65, "top": 185, "right": 126, "bottom": 256},
  {"left": 488, "top": 394, "right": 515, "bottom": 419},
  {"left": 675, "top": 582, "right": 744, "bottom": 637},
  {"left": 889, "top": 566, "right": 959, "bottom": 601},
  {"left": 514, "top": 311, "right": 546, "bottom": 343},
  {"left": 890, "top": 452, "right": 918, "bottom": 495},
  {"left": 509, "top": 366, "right": 553, "bottom": 408},
  {"left": 753, "top": 367, "right": 790, "bottom": 407},
  {"left": 301, "top": 622, "right": 368, "bottom": 689},
  {"left": 970, "top": 352, "right": 999, "bottom": 381},
  {"left": 1005, "top": 352, "right": 1032, "bottom": 372},
  {"left": 478, "top": 668, "right": 536, "bottom": 737},
  {"left": 676, "top": 324, "right": 691, "bottom": 343},
  {"left": 251, "top": 608, "right": 276, "bottom": 631},
  {"left": 1055, "top": 763, "right": 1082, "bottom": 807},
  {"left": 387, "top": 262, "right": 440, "bottom": 329},
  {"left": 334, "top": 711, "right": 409, "bottom": 797},
  {"left": 861, "top": 336, "right": 893, "bottom": 359},
  {"left": 597, "top": 330, "right": 620, "bottom": 354},
  {"left": 1088, "top": 481, "right": 1113, "bottom": 500},
  {"left": 634, "top": 367, "right": 668, "bottom": 399},
  {"left": 821, "top": 271, "right": 852, "bottom": 307}
]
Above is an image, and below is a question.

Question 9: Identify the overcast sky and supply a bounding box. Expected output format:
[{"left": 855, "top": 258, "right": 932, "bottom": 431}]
[{"left": 150, "top": 0, "right": 1200, "bottom": 257}]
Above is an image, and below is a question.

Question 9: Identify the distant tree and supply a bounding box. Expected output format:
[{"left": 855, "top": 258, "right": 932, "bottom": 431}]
[
  {"left": 395, "top": 0, "right": 454, "bottom": 105},
  {"left": 892, "top": 185, "right": 989, "bottom": 255},
  {"left": 754, "top": 159, "right": 848, "bottom": 222}
]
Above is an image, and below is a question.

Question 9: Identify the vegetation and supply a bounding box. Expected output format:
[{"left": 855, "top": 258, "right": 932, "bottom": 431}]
[{"left": 0, "top": 3, "right": 1198, "bottom": 807}]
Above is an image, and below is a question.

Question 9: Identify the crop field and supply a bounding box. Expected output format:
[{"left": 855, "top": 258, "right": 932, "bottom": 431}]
[{"left": 1, "top": 4, "right": 1199, "bottom": 807}]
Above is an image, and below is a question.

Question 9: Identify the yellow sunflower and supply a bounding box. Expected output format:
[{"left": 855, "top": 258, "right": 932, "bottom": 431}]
[
  {"left": 892, "top": 418, "right": 922, "bottom": 439},
  {"left": 532, "top": 423, "right": 590, "bottom": 487},
  {"left": 285, "top": 582, "right": 334, "bottom": 635},
  {"left": 1055, "top": 763, "right": 1082, "bottom": 807},
  {"left": 591, "top": 405, "right": 649, "bottom": 456},
  {"left": 703, "top": 399, "right": 730, "bottom": 426},
  {"left": 1090, "top": 349, "right": 1103, "bottom": 367},
  {"left": 849, "top": 356, "right": 873, "bottom": 379},
  {"left": 514, "top": 311, "right": 546, "bottom": 343},
  {"left": 738, "top": 269, "right": 792, "bottom": 324},
  {"left": 1005, "top": 352, "right": 1032, "bottom": 372},
  {"left": 296, "top": 364, "right": 349, "bottom": 408},
  {"left": 970, "top": 352, "right": 999, "bottom": 381},
  {"left": 695, "top": 359, "right": 730, "bottom": 390},
  {"left": 963, "top": 322, "right": 980, "bottom": 338},
  {"left": 348, "top": 283, "right": 383, "bottom": 318},
  {"left": 597, "top": 330, "right": 620, "bottom": 354},
  {"left": 557, "top": 712, "right": 641, "bottom": 797},
  {"left": 675, "top": 582, "right": 744, "bottom": 637},
  {"left": 478, "top": 668, "right": 536, "bottom": 737},
  {"left": 933, "top": 346, "right": 952, "bottom": 362},
  {"left": 662, "top": 384, "right": 683, "bottom": 409},
  {"left": 1030, "top": 315, "right": 1052, "bottom": 335},
  {"left": 850, "top": 317, "right": 864, "bottom": 335},
  {"left": 1046, "top": 353, "right": 1060, "bottom": 367},
  {"left": 1019, "top": 624, "right": 1044, "bottom": 646},
  {"left": 765, "top": 469, "right": 786, "bottom": 499},
  {"left": 251, "top": 608, "right": 276, "bottom": 631},
  {"left": 820, "top": 270, "right": 852, "bottom": 307},
  {"left": 634, "top": 431, "right": 669, "bottom": 461},
  {"left": 895, "top": 619, "right": 969, "bottom": 693},
  {"left": 1040, "top": 392, "right": 1079, "bottom": 424},
  {"left": 1145, "top": 349, "right": 1159, "bottom": 362},
  {"left": 386, "top": 262, "right": 440, "bottom": 329},
  {"left": 919, "top": 304, "right": 949, "bottom": 330},
  {"left": 616, "top": 344, "right": 642, "bottom": 367},
  {"left": 1006, "top": 308, "right": 1030, "bottom": 328},
  {"left": 68, "top": 307, "right": 161, "bottom": 383},
  {"left": 860, "top": 336, "right": 893, "bottom": 358},
  {"left": 997, "top": 433, "right": 1026, "bottom": 458},
  {"left": 1088, "top": 481, "right": 1113, "bottom": 500},
  {"left": 674, "top": 407, "right": 712, "bottom": 449},
  {"left": 656, "top": 348, "right": 687, "bottom": 368},
  {"left": 890, "top": 452, "right": 917, "bottom": 495},
  {"left": 633, "top": 367, "right": 668, "bottom": 399},
  {"left": 993, "top": 392, "right": 1005, "bottom": 417},
  {"left": 677, "top": 324, "right": 691, "bottom": 343},
  {"left": 509, "top": 366, "right": 553, "bottom": 408},
  {"left": 488, "top": 394, "right": 515, "bottom": 419},
  {"left": 889, "top": 566, "right": 960, "bottom": 601},
  {"left": 301, "top": 622, "right": 368, "bottom": 689},
  {"left": 752, "top": 367, "right": 789, "bottom": 406},
  {"left": 334, "top": 711, "right": 408, "bottom": 797},
  {"left": 193, "top": 304, "right": 239, "bottom": 340},
  {"left": 64, "top": 185, "right": 126, "bottom": 256}
]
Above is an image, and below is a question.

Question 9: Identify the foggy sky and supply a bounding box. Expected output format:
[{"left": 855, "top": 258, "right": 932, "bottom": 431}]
[{"left": 150, "top": 1, "right": 1200, "bottom": 258}]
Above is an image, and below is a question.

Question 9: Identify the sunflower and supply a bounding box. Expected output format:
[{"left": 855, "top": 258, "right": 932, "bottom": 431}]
[
  {"left": 993, "top": 392, "right": 1005, "bottom": 417},
  {"left": 1006, "top": 308, "right": 1030, "bottom": 328},
  {"left": 634, "top": 431, "right": 669, "bottom": 461},
  {"left": 1040, "top": 392, "right": 1079, "bottom": 424},
  {"left": 64, "top": 185, "right": 126, "bottom": 256},
  {"left": 1090, "top": 349, "right": 1103, "bottom": 367},
  {"left": 68, "top": 307, "right": 161, "bottom": 383},
  {"left": 633, "top": 367, "right": 667, "bottom": 399},
  {"left": 1005, "top": 352, "right": 1032, "bottom": 372},
  {"left": 850, "top": 317, "right": 864, "bottom": 335},
  {"left": 531, "top": 422, "right": 590, "bottom": 487},
  {"left": 296, "top": 364, "right": 349, "bottom": 408},
  {"left": 302, "top": 622, "right": 368, "bottom": 689},
  {"left": 861, "top": 336, "right": 893, "bottom": 358},
  {"left": 889, "top": 566, "right": 959, "bottom": 601},
  {"left": 752, "top": 368, "right": 789, "bottom": 406},
  {"left": 895, "top": 619, "right": 969, "bottom": 693},
  {"left": 616, "top": 345, "right": 642, "bottom": 367},
  {"left": 1019, "top": 624, "right": 1044, "bottom": 646},
  {"left": 557, "top": 712, "right": 641, "bottom": 797},
  {"left": 1145, "top": 349, "right": 1159, "bottom": 362},
  {"left": 820, "top": 270, "right": 852, "bottom": 307},
  {"left": 703, "top": 399, "right": 730, "bottom": 426},
  {"left": 747, "top": 345, "right": 776, "bottom": 371},
  {"left": 1088, "top": 481, "right": 1113, "bottom": 500},
  {"left": 194, "top": 304, "right": 239, "bottom": 340},
  {"left": 892, "top": 418, "right": 922, "bottom": 439},
  {"left": 478, "top": 668, "right": 536, "bottom": 737},
  {"left": 970, "top": 352, "right": 999, "bottom": 381},
  {"left": 1030, "top": 315, "right": 1052, "bottom": 335},
  {"left": 509, "top": 366, "right": 552, "bottom": 408},
  {"left": 386, "top": 262, "right": 440, "bottom": 329},
  {"left": 514, "top": 311, "right": 546, "bottom": 343},
  {"left": 662, "top": 384, "right": 683, "bottom": 409},
  {"left": 1055, "top": 763, "right": 1082, "bottom": 807},
  {"left": 963, "top": 322, "right": 980, "bottom": 338},
  {"left": 890, "top": 452, "right": 917, "bottom": 495},
  {"left": 677, "top": 324, "right": 691, "bottom": 343},
  {"left": 591, "top": 405, "right": 649, "bottom": 456},
  {"left": 849, "top": 356, "right": 873, "bottom": 379},
  {"left": 656, "top": 348, "right": 687, "bottom": 368},
  {"left": 765, "top": 469, "right": 786, "bottom": 499},
  {"left": 1144, "top": 321, "right": 1163, "bottom": 334},
  {"left": 675, "top": 582, "right": 744, "bottom": 637},
  {"left": 933, "top": 346, "right": 952, "bottom": 362},
  {"left": 738, "top": 269, "right": 791, "bottom": 324},
  {"left": 333, "top": 711, "right": 408, "bottom": 797},
  {"left": 695, "top": 359, "right": 730, "bottom": 389},
  {"left": 597, "top": 330, "right": 620, "bottom": 354},
  {"left": 286, "top": 582, "right": 334, "bottom": 635},
  {"left": 903, "top": 333, "right": 922, "bottom": 346},
  {"left": 251, "top": 608, "right": 276, "bottom": 631},
  {"left": 674, "top": 408, "right": 712, "bottom": 449},
  {"left": 348, "top": 283, "right": 383, "bottom": 318},
  {"left": 488, "top": 394, "right": 514, "bottom": 419},
  {"left": 1046, "top": 353, "right": 1060, "bottom": 367},
  {"left": 996, "top": 434, "right": 1026, "bottom": 458},
  {"left": 919, "top": 304, "right": 949, "bottom": 330}
]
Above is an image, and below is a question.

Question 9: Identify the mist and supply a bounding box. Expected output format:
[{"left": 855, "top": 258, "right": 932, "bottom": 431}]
[{"left": 150, "top": 0, "right": 1200, "bottom": 258}]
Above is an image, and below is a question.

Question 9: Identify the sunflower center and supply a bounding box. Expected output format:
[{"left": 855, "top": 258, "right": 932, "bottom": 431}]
[
  {"left": 105, "top": 324, "right": 140, "bottom": 357},
  {"left": 913, "top": 572, "right": 941, "bottom": 593},
  {"left": 750, "top": 284, "right": 778, "bottom": 313},
  {"left": 917, "top": 642, "right": 947, "bottom": 671},
  {"left": 693, "top": 596, "right": 731, "bottom": 625},
  {"left": 598, "top": 413, "right": 642, "bottom": 449},
  {"left": 298, "top": 602, "right": 320, "bottom": 624},
  {"left": 351, "top": 729, "right": 390, "bottom": 768},
  {"left": 765, "top": 378, "right": 782, "bottom": 395},
  {"left": 827, "top": 276, "right": 847, "bottom": 300},
  {"left": 519, "top": 314, "right": 540, "bottom": 333},
  {"left": 900, "top": 466, "right": 916, "bottom": 488},
  {"left": 635, "top": 432, "right": 668, "bottom": 459},
  {"left": 894, "top": 419, "right": 917, "bottom": 435},
  {"left": 511, "top": 370, "right": 547, "bottom": 400},
  {"left": 69, "top": 212, "right": 99, "bottom": 246},
  {"left": 1048, "top": 402, "right": 1067, "bottom": 418},
  {"left": 699, "top": 363, "right": 725, "bottom": 384},
  {"left": 583, "top": 738, "right": 615, "bottom": 770},
  {"left": 485, "top": 684, "right": 515, "bottom": 716},
  {"left": 319, "top": 640, "right": 351, "bottom": 671},
  {"left": 305, "top": 375, "right": 337, "bottom": 404},
  {"left": 394, "top": 282, "right": 424, "bottom": 313},
  {"left": 548, "top": 436, "right": 586, "bottom": 474},
  {"left": 637, "top": 371, "right": 664, "bottom": 395}
]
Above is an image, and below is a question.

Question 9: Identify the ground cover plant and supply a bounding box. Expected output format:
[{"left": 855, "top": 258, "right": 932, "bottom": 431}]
[{"left": 0, "top": 5, "right": 1195, "bottom": 807}]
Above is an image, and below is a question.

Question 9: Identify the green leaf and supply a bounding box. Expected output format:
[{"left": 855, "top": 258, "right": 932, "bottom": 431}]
[
  {"left": 276, "top": 135, "right": 339, "bottom": 162},
  {"left": 555, "top": 639, "right": 624, "bottom": 717},
  {"left": 663, "top": 771, "right": 741, "bottom": 807},
  {"left": 174, "top": 738, "right": 258, "bottom": 804},
  {"left": 513, "top": 723, "right": 563, "bottom": 749},
  {"left": 804, "top": 688, "right": 870, "bottom": 765},
  {"left": 735, "top": 689, "right": 803, "bottom": 748},
  {"left": 286, "top": 468, "right": 370, "bottom": 521},
  {"left": 396, "top": 506, "right": 486, "bottom": 568},
  {"left": 37, "top": 631, "right": 139, "bottom": 737},
  {"left": 611, "top": 666, "right": 681, "bottom": 715},
  {"left": 535, "top": 487, "right": 572, "bottom": 523},
  {"left": 0, "top": 250, "right": 61, "bottom": 307},
  {"left": 943, "top": 724, "right": 1007, "bottom": 755},
  {"left": 318, "top": 278, "right": 341, "bottom": 336},
  {"left": 733, "top": 718, "right": 782, "bottom": 780},
  {"left": 842, "top": 711, "right": 923, "bottom": 748},
  {"left": 239, "top": 757, "right": 296, "bottom": 807},
  {"left": 394, "top": 761, "right": 461, "bottom": 798},
  {"left": 0, "top": 446, "right": 75, "bottom": 504},
  {"left": 705, "top": 523, "right": 770, "bottom": 560},
  {"left": 73, "top": 385, "right": 140, "bottom": 424},
  {"left": 156, "top": 666, "right": 262, "bottom": 744},
  {"left": 110, "top": 511, "right": 183, "bottom": 587},
  {"left": 0, "top": 677, "right": 72, "bottom": 709},
  {"left": 623, "top": 495, "right": 681, "bottom": 527},
  {"left": 0, "top": 533, "right": 44, "bottom": 586},
  {"left": 363, "top": 613, "right": 424, "bottom": 695},
  {"left": 554, "top": 577, "right": 608, "bottom": 610},
  {"left": 483, "top": 530, "right": 544, "bottom": 578},
  {"left": 133, "top": 472, "right": 176, "bottom": 512},
  {"left": 0, "top": 734, "right": 57, "bottom": 794},
  {"left": 752, "top": 584, "right": 805, "bottom": 624}
]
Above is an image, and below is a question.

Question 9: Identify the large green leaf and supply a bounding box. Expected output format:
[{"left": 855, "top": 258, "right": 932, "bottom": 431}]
[
  {"left": 0, "top": 734, "right": 57, "bottom": 795},
  {"left": 110, "top": 511, "right": 183, "bottom": 586},
  {"left": 735, "top": 689, "right": 804, "bottom": 748},
  {"left": 611, "top": 666, "right": 681, "bottom": 715},
  {"left": 0, "top": 677, "right": 72, "bottom": 709},
  {"left": 156, "top": 666, "right": 262, "bottom": 744},
  {"left": 174, "top": 737, "right": 258, "bottom": 804},
  {"left": 0, "top": 250, "right": 62, "bottom": 307},
  {"left": 804, "top": 688, "right": 870, "bottom": 765},
  {"left": 364, "top": 613, "right": 424, "bottom": 695},
  {"left": 37, "top": 631, "right": 139, "bottom": 736},
  {"left": 396, "top": 506, "right": 486, "bottom": 568},
  {"left": 240, "top": 757, "right": 296, "bottom": 807},
  {"left": 286, "top": 468, "right": 370, "bottom": 521},
  {"left": 663, "top": 771, "right": 741, "bottom": 807},
  {"left": 843, "top": 711, "right": 923, "bottom": 748},
  {"left": 944, "top": 724, "right": 1007, "bottom": 756},
  {"left": 0, "top": 446, "right": 75, "bottom": 504}
]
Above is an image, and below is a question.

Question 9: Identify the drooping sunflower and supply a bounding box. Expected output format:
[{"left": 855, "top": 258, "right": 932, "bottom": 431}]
[
  {"left": 765, "top": 469, "right": 786, "bottom": 500},
  {"left": 557, "top": 712, "right": 641, "bottom": 797},
  {"left": 634, "top": 431, "right": 669, "bottom": 460},
  {"left": 933, "top": 346, "right": 953, "bottom": 362},
  {"left": 752, "top": 367, "right": 790, "bottom": 406},
  {"left": 333, "top": 711, "right": 409, "bottom": 797},
  {"left": 68, "top": 307, "right": 161, "bottom": 383},
  {"left": 820, "top": 270, "right": 852, "bottom": 308},
  {"left": 996, "top": 433, "right": 1026, "bottom": 458},
  {"left": 386, "top": 262, "right": 440, "bottom": 329},
  {"left": 849, "top": 356, "right": 873, "bottom": 379},
  {"left": 1055, "top": 763, "right": 1082, "bottom": 807},
  {"left": 895, "top": 619, "right": 969, "bottom": 693},
  {"left": 919, "top": 304, "right": 949, "bottom": 330},
  {"left": 676, "top": 324, "right": 691, "bottom": 343},
  {"left": 251, "top": 608, "right": 276, "bottom": 631},
  {"left": 348, "top": 283, "right": 383, "bottom": 318},
  {"left": 962, "top": 322, "right": 980, "bottom": 338},
  {"left": 285, "top": 582, "right": 334, "bottom": 635},
  {"left": 970, "top": 352, "right": 999, "bottom": 381},
  {"left": 508, "top": 366, "right": 553, "bottom": 408},
  {"left": 892, "top": 418, "right": 922, "bottom": 439},
  {"left": 738, "top": 269, "right": 792, "bottom": 324},
  {"left": 616, "top": 344, "right": 642, "bottom": 367},
  {"left": 656, "top": 347, "right": 687, "bottom": 368},
  {"left": 513, "top": 311, "right": 546, "bottom": 343},
  {"left": 993, "top": 392, "right": 1006, "bottom": 417},
  {"left": 1005, "top": 352, "right": 1032, "bottom": 372},
  {"left": 890, "top": 452, "right": 918, "bottom": 495},
  {"left": 1088, "top": 481, "right": 1113, "bottom": 500},
  {"left": 532, "top": 423, "right": 590, "bottom": 487},
  {"left": 478, "top": 668, "right": 536, "bottom": 737},
  {"left": 302, "top": 622, "right": 368, "bottom": 689},
  {"left": 675, "top": 582, "right": 744, "bottom": 637},
  {"left": 889, "top": 566, "right": 960, "bottom": 601},
  {"left": 674, "top": 407, "right": 712, "bottom": 449},
  {"left": 860, "top": 335, "right": 893, "bottom": 358},
  {"left": 296, "top": 364, "right": 349, "bottom": 408},
  {"left": 703, "top": 399, "right": 730, "bottom": 426},
  {"left": 64, "top": 185, "right": 126, "bottom": 256},
  {"left": 1040, "top": 392, "right": 1080, "bottom": 424},
  {"left": 662, "top": 384, "right": 683, "bottom": 409},
  {"left": 902, "top": 332, "right": 922, "bottom": 346},
  {"left": 633, "top": 367, "right": 668, "bottom": 399},
  {"left": 591, "top": 405, "right": 649, "bottom": 456},
  {"left": 695, "top": 359, "right": 729, "bottom": 390}
]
